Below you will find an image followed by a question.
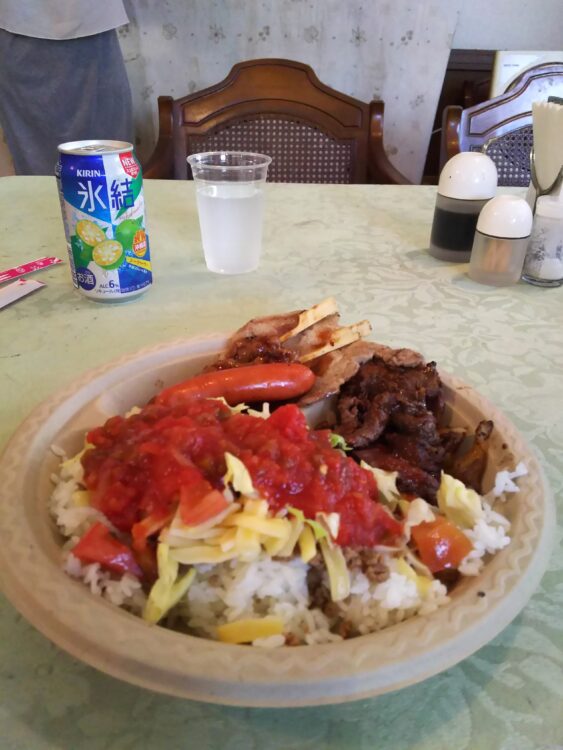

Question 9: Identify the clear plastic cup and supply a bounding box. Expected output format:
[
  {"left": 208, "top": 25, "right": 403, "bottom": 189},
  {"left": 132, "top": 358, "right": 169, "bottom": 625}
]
[{"left": 187, "top": 151, "right": 272, "bottom": 274}]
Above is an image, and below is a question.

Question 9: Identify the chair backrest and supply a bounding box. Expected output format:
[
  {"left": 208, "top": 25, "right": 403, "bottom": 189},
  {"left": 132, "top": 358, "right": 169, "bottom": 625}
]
[
  {"left": 441, "top": 63, "right": 563, "bottom": 186},
  {"left": 143, "top": 58, "right": 407, "bottom": 184}
]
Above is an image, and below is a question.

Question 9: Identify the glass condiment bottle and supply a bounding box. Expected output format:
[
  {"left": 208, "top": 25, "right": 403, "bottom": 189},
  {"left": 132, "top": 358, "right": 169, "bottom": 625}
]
[
  {"left": 468, "top": 195, "right": 533, "bottom": 286},
  {"left": 429, "top": 152, "right": 498, "bottom": 262},
  {"left": 521, "top": 195, "right": 563, "bottom": 287}
]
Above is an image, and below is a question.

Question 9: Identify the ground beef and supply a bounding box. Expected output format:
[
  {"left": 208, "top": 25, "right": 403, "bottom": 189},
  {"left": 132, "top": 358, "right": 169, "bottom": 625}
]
[
  {"left": 334, "top": 619, "right": 357, "bottom": 639},
  {"left": 342, "top": 547, "right": 390, "bottom": 582},
  {"left": 306, "top": 554, "right": 331, "bottom": 610},
  {"left": 284, "top": 633, "right": 302, "bottom": 646}
]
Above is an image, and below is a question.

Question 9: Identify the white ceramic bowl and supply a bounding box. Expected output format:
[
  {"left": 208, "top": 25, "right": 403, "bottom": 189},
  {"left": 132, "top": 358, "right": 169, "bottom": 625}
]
[{"left": 0, "top": 336, "right": 554, "bottom": 707}]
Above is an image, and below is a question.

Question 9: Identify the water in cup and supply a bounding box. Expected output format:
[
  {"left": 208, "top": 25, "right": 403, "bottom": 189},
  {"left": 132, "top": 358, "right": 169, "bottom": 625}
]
[
  {"left": 188, "top": 152, "right": 272, "bottom": 274},
  {"left": 195, "top": 181, "right": 264, "bottom": 274}
]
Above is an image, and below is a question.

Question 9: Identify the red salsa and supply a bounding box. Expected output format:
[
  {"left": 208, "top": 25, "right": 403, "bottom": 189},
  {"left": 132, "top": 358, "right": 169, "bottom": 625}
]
[{"left": 82, "top": 400, "right": 403, "bottom": 548}]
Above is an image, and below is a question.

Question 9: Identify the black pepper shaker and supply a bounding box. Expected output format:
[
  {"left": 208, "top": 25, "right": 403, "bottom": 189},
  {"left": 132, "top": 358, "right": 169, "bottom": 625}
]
[{"left": 429, "top": 153, "right": 498, "bottom": 262}]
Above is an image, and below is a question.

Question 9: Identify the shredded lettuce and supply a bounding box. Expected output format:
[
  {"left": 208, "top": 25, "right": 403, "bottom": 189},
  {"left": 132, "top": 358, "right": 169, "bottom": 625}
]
[
  {"left": 275, "top": 516, "right": 304, "bottom": 557},
  {"left": 316, "top": 511, "right": 340, "bottom": 540},
  {"left": 437, "top": 472, "right": 483, "bottom": 529},
  {"left": 287, "top": 506, "right": 305, "bottom": 523},
  {"left": 329, "top": 433, "right": 351, "bottom": 451},
  {"left": 360, "top": 461, "right": 402, "bottom": 508},
  {"left": 320, "top": 538, "right": 350, "bottom": 601},
  {"left": 287, "top": 506, "right": 329, "bottom": 542},
  {"left": 60, "top": 442, "right": 94, "bottom": 477},
  {"left": 209, "top": 396, "right": 247, "bottom": 414},
  {"left": 143, "top": 543, "right": 196, "bottom": 624},
  {"left": 223, "top": 452, "right": 257, "bottom": 497},
  {"left": 394, "top": 557, "right": 433, "bottom": 597},
  {"left": 298, "top": 525, "right": 317, "bottom": 563},
  {"left": 406, "top": 498, "right": 436, "bottom": 528},
  {"left": 244, "top": 402, "right": 271, "bottom": 419}
]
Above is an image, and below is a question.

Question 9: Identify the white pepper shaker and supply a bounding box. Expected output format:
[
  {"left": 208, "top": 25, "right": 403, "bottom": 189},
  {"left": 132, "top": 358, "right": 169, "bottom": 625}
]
[
  {"left": 468, "top": 195, "right": 533, "bottom": 286},
  {"left": 521, "top": 195, "right": 563, "bottom": 287}
]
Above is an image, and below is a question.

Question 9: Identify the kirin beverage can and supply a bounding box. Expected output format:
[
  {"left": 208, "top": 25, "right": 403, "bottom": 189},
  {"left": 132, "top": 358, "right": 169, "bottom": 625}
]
[{"left": 55, "top": 140, "right": 152, "bottom": 302}]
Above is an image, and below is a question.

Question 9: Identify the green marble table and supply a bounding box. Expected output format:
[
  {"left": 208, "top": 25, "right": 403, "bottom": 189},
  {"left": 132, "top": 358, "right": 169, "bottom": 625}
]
[{"left": 1, "top": 176, "right": 562, "bottom": 750}]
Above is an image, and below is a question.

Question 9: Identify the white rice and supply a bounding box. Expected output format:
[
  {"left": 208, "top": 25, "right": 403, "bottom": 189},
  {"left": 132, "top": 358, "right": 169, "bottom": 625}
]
[
  {"left": 169, "top": 556, "right": 449, "bottom": 645},
  {"left": 50, "top": 449, "right": 146, "bottom": 613},
  {"left": 179, "top": 555, "right": 341, "bottom": 645},
  {"left": 489, "top": 461, "right": 528, "bottom": 498},
  {"left": 458, "top": 500, "right": 511, "bottom": 576},
  {"left": 48, "top": 445, "right": 516, "bottom": 646}
]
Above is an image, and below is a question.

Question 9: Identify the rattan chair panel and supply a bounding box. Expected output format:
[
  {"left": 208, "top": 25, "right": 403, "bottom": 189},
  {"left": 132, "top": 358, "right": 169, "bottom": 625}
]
[
  {"left": 187, "top": 118, "right": 354, "bottom": 183},
  {"left": 441, "top": 64, "right": 563, "bottom": 186},
  {"left": 483, "top": 125, "right": 533, "bottom": 187}
]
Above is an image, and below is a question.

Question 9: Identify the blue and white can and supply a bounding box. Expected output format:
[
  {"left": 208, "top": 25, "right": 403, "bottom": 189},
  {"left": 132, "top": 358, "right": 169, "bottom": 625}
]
[{"left": 56, "top": 140, "right": 153, "bottom": 302}]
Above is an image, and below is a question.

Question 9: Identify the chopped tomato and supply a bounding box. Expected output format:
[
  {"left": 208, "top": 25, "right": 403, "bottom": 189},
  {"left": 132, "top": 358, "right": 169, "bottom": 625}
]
[
  {"left": 132, "top": 545, "right": 158, "bottom": 583},
  {"left": 82, "top": 399, "right": 404, "bottom": 549},
  {"left": 266, "top": 403, "right": 309, "bottom": 442},
  {"left": 179, "top": 481, "right": 229, "bottom": 525},
  {"left": 411, "top": 516, "right": 473, "bottom": 573},
  {"left": 72, "top": 522, "right": 142, "bottom": 577},
  {"left": 131, "top": 510, "right": 174, "bottom": 552}
]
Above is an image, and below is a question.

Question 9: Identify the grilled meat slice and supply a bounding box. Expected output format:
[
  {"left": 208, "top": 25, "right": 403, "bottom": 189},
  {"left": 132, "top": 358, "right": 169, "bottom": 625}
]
[
  {"left": 384, "top": 433, "right": 444, "bottom": 481},
  {"left": 225, "top": 311, "right": 302, "bottom": 342},
  {"left": 298, "top": 351, "right": 360, "bottom": 407},
  {"left": 336, "top": 353, "right": 446, "bottom": 501},
  {"left": 336, "top": 358, "right": 444, "bottom": 446},
  {"left": 356, "top": 446, "right": 440, "bottom": 501},
  {"left": 282, "top": 313, "right": 341, "bottom": 359},
  {"left": 386, "top": 401, "right": 445, "bottom": 478},
  {"left": 342, "top": 358, "right": 443, "bottom": 418},
  {"left": 298, "top": 340, "right": 383, "bottom": 406},
  {"left": 208, "top": 300, "right": 372, "bottom": 384},
  {"left": 209, "top": 311, "right": 302, "bottom": 370},
  {"left": 337, "top": 392, "right": 397, "bottom": 447},
  {"left": 364, "top": 344, "right": 425, "bottom": 369},
  {"left": 210, "top": 310, "right": 344, "bottom": 371}
]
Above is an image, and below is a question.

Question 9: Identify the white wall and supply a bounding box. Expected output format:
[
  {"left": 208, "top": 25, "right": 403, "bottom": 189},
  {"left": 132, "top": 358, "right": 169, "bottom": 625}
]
[{"left": 454, "top": 0, "right": 563, "bottom": 50}]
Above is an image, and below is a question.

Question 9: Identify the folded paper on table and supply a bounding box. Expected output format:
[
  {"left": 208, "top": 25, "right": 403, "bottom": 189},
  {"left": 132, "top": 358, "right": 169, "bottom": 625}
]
[{"left": 0, "top": 279, "right": 45, "bottom": 309}]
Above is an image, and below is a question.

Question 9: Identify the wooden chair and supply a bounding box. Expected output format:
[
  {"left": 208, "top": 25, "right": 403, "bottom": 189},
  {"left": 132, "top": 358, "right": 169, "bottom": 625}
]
[
  {"left": 440, "top": 63, "right": 563, "bottom": 186},
  {"left": 143, "top": 58, "right": 408, "bottom": 184}
]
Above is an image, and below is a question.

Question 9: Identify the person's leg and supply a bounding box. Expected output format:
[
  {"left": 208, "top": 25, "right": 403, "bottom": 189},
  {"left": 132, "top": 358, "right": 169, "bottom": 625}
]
[{"left": 0, "top": 28, "right": 133, "bottom": 175}]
